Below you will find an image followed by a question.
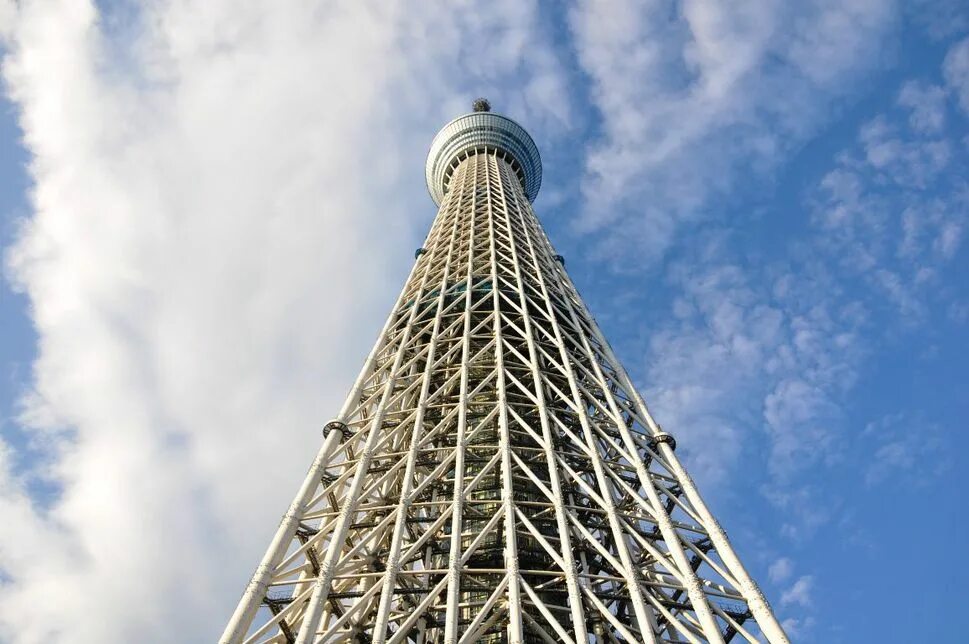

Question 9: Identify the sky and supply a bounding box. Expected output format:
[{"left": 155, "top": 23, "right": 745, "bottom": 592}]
[{"left": 0, "top": 1, "right": 966, "bottom": 642}]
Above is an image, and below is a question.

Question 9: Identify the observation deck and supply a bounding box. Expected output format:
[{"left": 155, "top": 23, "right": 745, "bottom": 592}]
[{"left": 425, "top": 99, "right": 542, "bottom": 207}]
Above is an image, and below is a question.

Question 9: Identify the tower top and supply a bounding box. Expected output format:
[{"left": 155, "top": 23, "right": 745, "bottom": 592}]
[{"left": 425, "top": 105, "right": 542, "bottom": 207}]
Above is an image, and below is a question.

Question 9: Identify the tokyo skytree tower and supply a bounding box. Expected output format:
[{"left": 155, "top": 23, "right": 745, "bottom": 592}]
[{"left": 221, "top": 100, "right": 790, "bottom": 644}]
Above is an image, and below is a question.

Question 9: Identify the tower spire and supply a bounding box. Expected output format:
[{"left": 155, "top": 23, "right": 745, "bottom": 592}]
[
  {"left": 221, "top": 108, "right": 790, "bottom": 644},
  {"left": 472, "top": 97, "right": 491, "bottom": 112}
]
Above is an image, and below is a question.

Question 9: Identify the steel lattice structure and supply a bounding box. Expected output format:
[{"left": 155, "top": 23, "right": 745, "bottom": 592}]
[{"left": 221, "top": 103, "right": 790, "bottom": 644}]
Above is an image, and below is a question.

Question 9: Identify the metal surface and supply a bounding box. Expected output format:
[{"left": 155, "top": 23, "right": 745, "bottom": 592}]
[{"left": 222, "top": 108, "right": 789, "bottom": 644}]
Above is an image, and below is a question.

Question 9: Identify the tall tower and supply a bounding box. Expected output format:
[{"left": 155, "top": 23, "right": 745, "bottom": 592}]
[{"left": 221, "top": 102, "right": 789, "bottom": 644}]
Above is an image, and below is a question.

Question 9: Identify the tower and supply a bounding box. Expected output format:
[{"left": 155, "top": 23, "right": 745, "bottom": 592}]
[{"left": 221, "top": 102, "right": 790, "bottom": 644}]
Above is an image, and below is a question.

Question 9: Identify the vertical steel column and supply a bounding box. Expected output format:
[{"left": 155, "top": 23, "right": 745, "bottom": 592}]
[
  {"left": 443, "top": 154, "right": 479, "bottom": 644},
  {"left": 485, "top": 153, "right": 525, "bottom": 643}
]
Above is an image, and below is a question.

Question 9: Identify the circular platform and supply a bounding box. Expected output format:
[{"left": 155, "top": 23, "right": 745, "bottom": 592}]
[{"left": 425, "top": 110, "right": 542, "bottom": 207}]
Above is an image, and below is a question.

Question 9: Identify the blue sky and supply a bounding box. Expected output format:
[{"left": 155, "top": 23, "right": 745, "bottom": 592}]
[{"left": 0, "top": 1, "right": 967, "bottom": 642}]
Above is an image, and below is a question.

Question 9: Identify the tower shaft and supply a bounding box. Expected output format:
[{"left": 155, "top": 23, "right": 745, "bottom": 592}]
[{"left": 222, "top": 112, "right": 789, "bottom": 644}]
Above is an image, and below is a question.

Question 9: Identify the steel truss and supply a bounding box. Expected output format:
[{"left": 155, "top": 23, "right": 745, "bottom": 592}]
[{"left": 222, "top": 125, "right": 789, "bottom": 644}]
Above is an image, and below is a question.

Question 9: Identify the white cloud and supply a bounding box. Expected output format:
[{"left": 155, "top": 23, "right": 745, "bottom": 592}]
[
  {"left": 858, "top": 116, "right": 951, "bottom": 188},
  {"left": 863, "top": 413, "right": 950, "bottom": 486},
  {"left": 897, "top": 81, "right": 947, "bottom": 133},
  {"left": 780, "top": 615, "right": 816, "bottom": 638},
  {"left": 764, "top": 378, "right": 839, "bottom": 479},
  {"left": 780, "top": 574, "right": 814, "bottom": 608},
  {"left": 768, "top": 557, "right": 793, "bottom": 584},
  {"left": 943, "top": 36, "right": 969, "bottom": 114},
  {"left": 0, "top": 1, "right": 570, "bottom": 641},
  {"left": 766, "top": 485, "right": 836, "bottom": 543},
  {"left": 0, "top": 1, "right": 16, "bottom": 40}
]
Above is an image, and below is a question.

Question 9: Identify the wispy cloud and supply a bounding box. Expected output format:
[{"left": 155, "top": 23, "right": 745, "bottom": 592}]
[
  {"left": 863, "top": 412, "right": 950, "bottom": 486},
  {"left": 768, "top": 557, "right": 794, "bottom": 584},
  {"left": 898, "top": 81, "right": 947, "bottom": 133},
  {"left": 943, "top": 36, "right": 969, "bottom": 113},
  {"left": 809, "top": 77, "right": 967, "bottom": 324},
  {"left": 567, "top": 0, "right": 899, "bottom": 263},
  {"left": 640, "top": 242, "right": 865, "bottom": 497},
  {"left": 780, "top": 615, "right": 816, "bottom": 639},
  {"left": 780, "top": 574, "right": 814, "bottom": 608}
]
